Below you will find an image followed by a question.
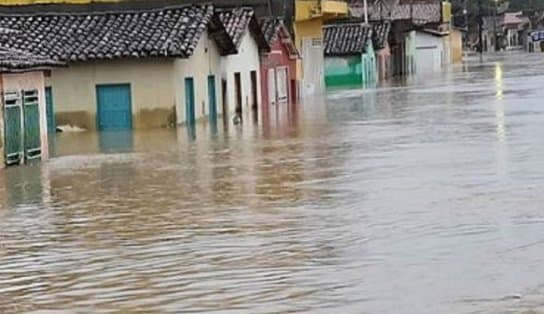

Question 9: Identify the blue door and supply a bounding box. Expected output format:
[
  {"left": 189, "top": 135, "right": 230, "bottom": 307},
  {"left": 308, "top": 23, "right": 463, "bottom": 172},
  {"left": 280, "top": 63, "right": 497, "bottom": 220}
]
[
  {"left": 207, "top": 75, "right": 218, "bottom": 125},
  {"left": 45, "top": 87, "right": 55, "bottom": 133},
  {"left": 185, "top": 78, "right": 195, "bottom": 126},
  {"left": 96, "top": 84, "right": 132, "bottom": 131}
]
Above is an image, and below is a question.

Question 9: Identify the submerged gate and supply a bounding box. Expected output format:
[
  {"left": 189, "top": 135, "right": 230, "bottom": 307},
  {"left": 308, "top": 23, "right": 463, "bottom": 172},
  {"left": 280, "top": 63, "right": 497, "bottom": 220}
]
[{"left": 2, "top": 89, "right": 42, "bottom": 166}]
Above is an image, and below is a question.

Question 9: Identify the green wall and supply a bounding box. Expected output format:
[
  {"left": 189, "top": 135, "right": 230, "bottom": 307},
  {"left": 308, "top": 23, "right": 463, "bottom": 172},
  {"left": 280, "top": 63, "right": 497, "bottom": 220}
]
[{"left": 324, "top": 42, "right": 377, "bottom": 89}]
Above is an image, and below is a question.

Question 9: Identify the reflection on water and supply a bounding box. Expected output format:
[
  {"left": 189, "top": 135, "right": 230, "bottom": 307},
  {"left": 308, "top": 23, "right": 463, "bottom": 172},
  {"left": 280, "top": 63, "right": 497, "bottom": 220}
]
[{"left": 3, "top": 53, "right": 544, "bottom": 313}]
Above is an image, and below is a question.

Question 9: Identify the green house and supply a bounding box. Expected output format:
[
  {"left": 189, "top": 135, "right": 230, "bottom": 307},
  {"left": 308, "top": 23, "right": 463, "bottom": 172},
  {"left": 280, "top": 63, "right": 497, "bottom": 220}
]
[{"left": 323, "top": 21, "right": 377, "bottom": 88}]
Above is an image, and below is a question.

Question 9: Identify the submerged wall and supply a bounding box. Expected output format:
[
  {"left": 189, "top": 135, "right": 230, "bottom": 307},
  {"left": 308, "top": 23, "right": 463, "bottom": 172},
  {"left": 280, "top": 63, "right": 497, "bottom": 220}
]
[
  {"left": 46, "top": 59, "right": 175, "bottom": 131},
  {"left": 2, "top": 71, "right": 49, "bottom": 160},
  {"left": 324, "top": 55, "right": 362, "bottom": 87}
]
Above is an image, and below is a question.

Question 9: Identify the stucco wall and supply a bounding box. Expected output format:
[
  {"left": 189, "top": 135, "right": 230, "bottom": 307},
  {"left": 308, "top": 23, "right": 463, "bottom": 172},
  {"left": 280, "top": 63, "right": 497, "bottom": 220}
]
[
  {"left": 451, "top": 29, "right": 463, "bottom": 63},
  {"left": 221, "top": 31, "right": 262, "bottom": 121},
  {"left": 2, "top": 71, "right": 49, "bottom": 160},
  {"left": 47, "top": 58, "right": 175, "bottom": 130},
  {"left": 414, "top": 32, "right": 444, "bottom": 74},
  {"left": 260, "top": 38, "right": 297, "bottom": 108},
  {"left": 174, "top": 31, "right": 223, "bottom": 125},
  {"left": 377, "top": 42, "right": 391, "bottom": 81},
  {"left": 294, "top": 18, "right": 323, "bottom": 81}
]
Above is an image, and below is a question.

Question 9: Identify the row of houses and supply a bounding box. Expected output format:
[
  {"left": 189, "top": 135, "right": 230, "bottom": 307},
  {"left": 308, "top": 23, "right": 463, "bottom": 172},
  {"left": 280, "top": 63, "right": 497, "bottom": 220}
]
[
  {"left": 0, "top": 0, "right": 460, "bottom": 169},
  {"left": 0, "top": 3, "right": 301, "bottom": 169}
]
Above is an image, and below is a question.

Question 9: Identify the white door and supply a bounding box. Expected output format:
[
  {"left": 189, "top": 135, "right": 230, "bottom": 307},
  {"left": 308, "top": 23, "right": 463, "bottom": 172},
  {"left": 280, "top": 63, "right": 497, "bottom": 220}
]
[
  {"left": 268, "top": 68, "right": 277, "bottom": 106},
  {"left": 276, "top": 66, "right": 288, "bottom": 104}
]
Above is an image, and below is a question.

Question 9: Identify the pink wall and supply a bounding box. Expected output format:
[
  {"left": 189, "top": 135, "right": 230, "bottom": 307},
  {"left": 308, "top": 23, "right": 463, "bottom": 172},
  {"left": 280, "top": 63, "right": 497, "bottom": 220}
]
[
  {"left": 377, "top": 42, "right": 392, "bottom": 81},
  {"left": 260, "top": 38, "right": 298, "bottom": 112}
]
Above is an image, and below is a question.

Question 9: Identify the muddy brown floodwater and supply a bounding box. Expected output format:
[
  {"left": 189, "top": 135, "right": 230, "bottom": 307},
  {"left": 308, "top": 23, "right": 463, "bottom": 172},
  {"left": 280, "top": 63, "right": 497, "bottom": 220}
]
[{"left": 2, "top": 53, "right": 544, "bottom": 314}]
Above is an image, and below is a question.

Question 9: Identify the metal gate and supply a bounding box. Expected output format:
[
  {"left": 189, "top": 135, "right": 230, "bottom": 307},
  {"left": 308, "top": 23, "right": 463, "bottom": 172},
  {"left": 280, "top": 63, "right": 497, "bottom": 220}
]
[{"left": 3, "top": 89, "right": 42, "bottom": 166}]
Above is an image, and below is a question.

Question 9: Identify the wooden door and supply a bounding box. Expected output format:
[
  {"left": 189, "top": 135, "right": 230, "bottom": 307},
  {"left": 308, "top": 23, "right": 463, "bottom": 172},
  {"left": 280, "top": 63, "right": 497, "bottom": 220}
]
[
  {"left": 185, "top": 77, "right": 196, "bottom": 126},
  {"left": 96, "top": 84, "right": 132, "bottom": 131}
]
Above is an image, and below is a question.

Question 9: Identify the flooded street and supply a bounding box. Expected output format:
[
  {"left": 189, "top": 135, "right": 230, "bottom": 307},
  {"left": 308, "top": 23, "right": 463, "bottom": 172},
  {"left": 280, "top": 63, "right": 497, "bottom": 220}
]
[{"left": 3, "top": 52, "right": 544, "bottom": 313}]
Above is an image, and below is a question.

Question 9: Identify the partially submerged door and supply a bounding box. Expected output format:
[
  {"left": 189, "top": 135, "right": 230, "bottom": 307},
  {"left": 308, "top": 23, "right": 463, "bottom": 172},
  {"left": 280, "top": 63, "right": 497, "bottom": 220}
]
[
  {"left": 96, "top": 84, "right": 132, "bottom": 131},
  {"left": 3, "top": 91, "right": 23, "bottom": 165},
  {"left": 234, "top": 72, "right": 242, "bottom": 116},
  {"left": 276, "top": 67, "right": 288, "bottom": 104},
  {"left": 268, "top": 68, "right": 276, "bottom": 106},
  {"left": 185, "top": 77, "right": 196, "bottom": 126},
  {"left": 23, "top": 90, "right": 42, "bottom": 161},
  {"left": 45, "top": 87, "right": 55, "bottom": 133},
  {"left": 207, "top": 75, "right": 217, "bottom": 126}
]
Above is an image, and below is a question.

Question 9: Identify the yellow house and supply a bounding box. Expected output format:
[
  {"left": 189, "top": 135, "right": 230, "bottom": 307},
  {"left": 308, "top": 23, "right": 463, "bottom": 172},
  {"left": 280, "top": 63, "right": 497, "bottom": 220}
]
[{"left": 294, "top": 0, "right": 347, "bottom": 97}]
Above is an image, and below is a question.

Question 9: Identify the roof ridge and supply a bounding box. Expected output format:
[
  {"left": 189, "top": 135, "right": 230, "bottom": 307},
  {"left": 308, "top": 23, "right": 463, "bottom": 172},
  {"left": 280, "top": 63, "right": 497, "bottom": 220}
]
[{"left": 0, "top": 3, "right": 211, "bottom": 17}]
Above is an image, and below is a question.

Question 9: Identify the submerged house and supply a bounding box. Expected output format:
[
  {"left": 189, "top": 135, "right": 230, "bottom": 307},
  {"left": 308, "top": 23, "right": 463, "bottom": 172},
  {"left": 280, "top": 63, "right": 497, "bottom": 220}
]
[
  {"left": 0, "top": 5, "right": 237, "bottom": 131},
  {"left": 0, "top": 46, "right": 62, "bottom": 168},
  {"left": 259, "top": 17, "right": 298, "bottom": 110},
  {"left": 217, "top": 8, "right": 269, "bottom": 123},
  {"left": 411, "top": 29, "right": 448, "bottom": 74},
  {"left": 323, "top": 21, "right": 376, "bottom": 88},
  {"left": 372, "top": 21, "right": 392, "bottom": 81}
]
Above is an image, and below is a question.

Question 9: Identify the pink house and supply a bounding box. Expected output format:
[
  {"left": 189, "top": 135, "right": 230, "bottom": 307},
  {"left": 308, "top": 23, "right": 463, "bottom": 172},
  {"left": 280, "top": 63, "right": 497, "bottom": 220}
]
[
  {"left": 259, "top": 18, "right": 298, "bottom": 118},
  {"left": 372, "top": 21, "right": 392, "bottom": 81}
]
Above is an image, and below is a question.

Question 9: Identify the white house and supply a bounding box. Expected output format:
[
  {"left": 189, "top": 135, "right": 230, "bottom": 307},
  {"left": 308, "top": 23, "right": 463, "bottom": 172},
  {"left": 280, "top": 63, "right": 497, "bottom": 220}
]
[
  {"left": 217, "top": 8, "right": 269, "bottom": 123},
  {"left": 412, "top": 29, "right": 448, "bottom": 75}
]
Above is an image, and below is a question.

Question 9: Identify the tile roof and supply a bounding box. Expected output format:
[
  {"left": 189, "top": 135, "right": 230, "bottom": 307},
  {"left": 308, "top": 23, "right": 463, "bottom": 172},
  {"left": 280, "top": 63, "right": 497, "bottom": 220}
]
[
  {"left": 0, "top": 47, "right": 64, "bottom": 72},
  {"left": 218, "top": 7, "right": 254, "bottom": 48},
  {"left": 323, "top": 22, "right": 373, "bottom": 56},
  {"left": 349, "top": 0, "right": 441, "bottom": 24},
  {"left": 372, "top": 21, "right": 391, "bottom": 49},
  {"left": 0, "top": 5, "right": 214, "bottom": 62},
  {"left": 217, "top": 7, "right": 269, "bottom": 52},
  {"left": 260, "top": 17, "right": 281, "bottom": 45},
  {"left": 259, "top": 17, "right": 299, "bottom": 58}
]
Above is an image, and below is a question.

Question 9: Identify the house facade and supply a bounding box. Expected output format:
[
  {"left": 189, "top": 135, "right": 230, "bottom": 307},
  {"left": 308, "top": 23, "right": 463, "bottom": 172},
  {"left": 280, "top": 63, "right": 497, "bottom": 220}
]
[
  {"left": 372, "top": 21, "right": 392, "bottom": 81},
  {"left": 323, "top": 22, "right": 376, "bottom": 88},
  {"left": 412, "top": 30, "right": 446, "bottom": 74},
  {"left": 0, "top": 5, "right": 237, "bottom": 132},
  {"left": 294, "top": 0, "right": 349, "bottom": 97},
  {"left": 0, "top": 47, "right": 62, "bottom": 169},
  {"left": 259, "top": 17, "right": 298, "bottom": 112},
  {"left": 218, "top": 8, "right": 269, "bottom": 123}
]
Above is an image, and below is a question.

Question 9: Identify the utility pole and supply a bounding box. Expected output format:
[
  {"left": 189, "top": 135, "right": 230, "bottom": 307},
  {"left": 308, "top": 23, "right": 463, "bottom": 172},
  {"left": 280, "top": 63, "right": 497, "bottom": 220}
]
[
  {"left": 363, "top": 0, "right": 369, "bottom": 24},
  {"left": 478, "top": 0, "right": 484, "bottom": 59},
  {"left": 493, "top": 0, "right": 497, "bottom": 51}
]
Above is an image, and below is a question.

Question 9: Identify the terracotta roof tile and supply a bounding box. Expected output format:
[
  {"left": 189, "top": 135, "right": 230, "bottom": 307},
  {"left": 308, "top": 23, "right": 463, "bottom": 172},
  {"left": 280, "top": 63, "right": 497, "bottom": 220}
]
[
  {"left": 324, "top": 22, "right": 373, "bottom": 56},
  {"left": 0, "top": 46, "right": 64, "bottom": 72},
  {"left": 0, "top": 5, "right": 213, "bottom": 62}
]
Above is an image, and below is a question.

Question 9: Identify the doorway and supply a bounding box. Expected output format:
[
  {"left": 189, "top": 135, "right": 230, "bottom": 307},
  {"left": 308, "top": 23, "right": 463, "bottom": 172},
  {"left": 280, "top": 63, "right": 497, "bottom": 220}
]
[
  {"left": 96, "top": 83, "right": 132, "bottom": 131},
  {"left": 234, "top": 72, "right": 242, "bottom": 116},
  {"left": 184, "top": 77, "right": 195, "bottom": 126},
  {"left": 250, "top": 70, "right": 258, "bottom": 121},
  {"left": 207, "top": 75, "right": 217, "bottom": 126},
  {"left": 221, "top": 78, "right": 228, "bottom": 128}
]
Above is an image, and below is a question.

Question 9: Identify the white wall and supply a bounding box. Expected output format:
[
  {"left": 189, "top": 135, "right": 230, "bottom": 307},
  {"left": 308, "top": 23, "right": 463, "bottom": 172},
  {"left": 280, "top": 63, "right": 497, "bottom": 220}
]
[
  {"left": 174, "top": 31, "right": 223, "bottom": 125},
  {"left": 2, "top": 71, "right": 48, "bottom": 160},
  {"left": 221, "top": 30, "right": 262, "bottom": 121},
  {"left": 414, "top": 32, "right": 444, "bottom": 74}
]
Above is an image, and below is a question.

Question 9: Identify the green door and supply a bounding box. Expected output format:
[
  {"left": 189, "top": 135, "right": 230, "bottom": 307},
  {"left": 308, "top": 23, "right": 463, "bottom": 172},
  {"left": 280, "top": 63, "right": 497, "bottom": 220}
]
[
  {"left": 23, "top": 90, "right": 42, "bottom": 161},
  {"left": 3, "top": 91, "right": 23, "bottom": 165},
  {"left": 185, "top": 77, "right": 195, "bottom": 126},
  {"left": 45, "top": 87, "right": 55, "bottom": 133},
  {"left": 208, "top": 75, "right": 217, "bottom": 125},
  {"left": 96, "top": 84, "right": 132, "bottom": 131}
]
